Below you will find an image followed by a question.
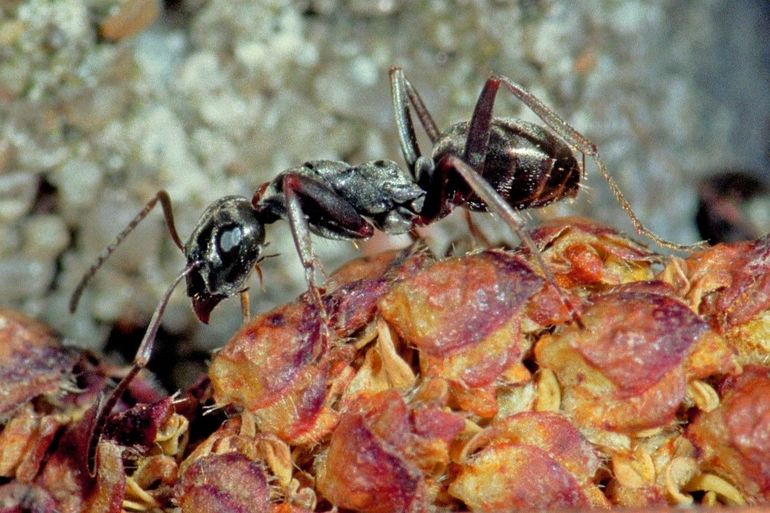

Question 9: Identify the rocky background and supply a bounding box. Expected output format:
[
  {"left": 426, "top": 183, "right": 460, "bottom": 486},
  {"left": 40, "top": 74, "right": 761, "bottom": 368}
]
[{"left": 0, "top": 0, "right": 768, "bottom": 389}]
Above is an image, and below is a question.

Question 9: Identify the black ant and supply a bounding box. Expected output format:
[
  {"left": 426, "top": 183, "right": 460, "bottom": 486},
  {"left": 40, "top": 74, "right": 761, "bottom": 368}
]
[{"left": 71, "top": 66, "right": 700, "bottom": 475}]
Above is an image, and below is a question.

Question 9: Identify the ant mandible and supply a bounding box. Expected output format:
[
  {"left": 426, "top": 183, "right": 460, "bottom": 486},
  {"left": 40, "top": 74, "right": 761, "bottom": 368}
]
[{"left": 72, "top": 66, "right": 700, "bottom": 475}]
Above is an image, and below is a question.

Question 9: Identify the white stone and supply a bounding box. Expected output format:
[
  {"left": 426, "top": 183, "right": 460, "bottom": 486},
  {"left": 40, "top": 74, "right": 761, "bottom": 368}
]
[
  {"left": 0, "top": 171, "right": 38, "bottom": 222},
  {"left": 23, "top": 214, "right": 70, "bottom": 258}
]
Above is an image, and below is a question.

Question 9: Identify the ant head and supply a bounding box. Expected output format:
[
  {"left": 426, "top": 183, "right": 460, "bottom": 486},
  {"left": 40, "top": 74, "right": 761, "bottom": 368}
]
[{"left": 184, "top": 196, "right": 266, "bottom": 323}]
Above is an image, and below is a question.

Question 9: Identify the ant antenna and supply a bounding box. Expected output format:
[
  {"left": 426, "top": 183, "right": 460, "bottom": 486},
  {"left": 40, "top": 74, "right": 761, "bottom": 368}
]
[
  {"left": 70, "top": 190, "right": 184, "bottom": 314},
  {"left": 86, "top": 261, "right": 198, "bottom": 477}
]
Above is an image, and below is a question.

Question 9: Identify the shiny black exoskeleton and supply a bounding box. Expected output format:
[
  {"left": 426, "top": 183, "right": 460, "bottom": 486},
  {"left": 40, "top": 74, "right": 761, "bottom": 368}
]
[
  {"left": 187, "top": 157, "right": 425, "bottom": 322},
  {"left": 178, "top": 69, "right": 591, "bottom": 323},
  {"left": 72, "top": 66, "right": 698, "bottom": 475},
  {"left": 182, "top": 196, "right": 266, "bottom": 322},
  {"left": 427, "top": 119, "right": 580, "bottom": 213}
]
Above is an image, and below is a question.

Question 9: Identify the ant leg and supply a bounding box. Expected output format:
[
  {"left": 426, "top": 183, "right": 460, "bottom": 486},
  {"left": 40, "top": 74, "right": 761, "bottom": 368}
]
[
  {"left": 239, "top": 290, "right": 250, "bottom": 322},
  {"left": 463, "top": 76, "right": 501, "bottom": 171},
  {"left": 70, "top": 190, "right": 185, "bottom": 313},
  {"left": 495, "top": 75, "right": 706, "bottom": 251},
  {"left": 390, "top": 67, "right": 423, "bottom": 174},
  {"left": 458, "top": 76, "right": 506, "bottom": 243},
  {"left": 445, "top": 156, "right": 585, "bottom": 329},
  {"left": 387, "top": 74, "right": 497, "bottom": 247},
  {"left": 87, "top": 263, "right": 196, "bottom": 476},
  {"left": 281, "top": 173, "right": 374, "bottom": 319},
  {"left": 390, "top": 67, "right": 441, "bottom": 144}
]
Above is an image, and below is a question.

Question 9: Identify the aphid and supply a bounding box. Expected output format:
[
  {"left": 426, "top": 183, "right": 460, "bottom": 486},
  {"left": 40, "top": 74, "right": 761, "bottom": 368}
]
[{"left": 71, "top": 66, "right": 699, "bottom": 474}]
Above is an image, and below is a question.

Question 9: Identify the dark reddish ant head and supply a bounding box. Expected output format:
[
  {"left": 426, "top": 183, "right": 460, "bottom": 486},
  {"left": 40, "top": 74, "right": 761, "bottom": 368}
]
[{"left": 184, "top": 196, "right": 266, "bottom": 323}]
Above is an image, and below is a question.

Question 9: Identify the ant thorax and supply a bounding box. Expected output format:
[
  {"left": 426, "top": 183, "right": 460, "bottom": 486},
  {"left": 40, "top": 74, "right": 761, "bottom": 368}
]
[{"left": 255, "top": 159, "right": 425, "bottom": 237}]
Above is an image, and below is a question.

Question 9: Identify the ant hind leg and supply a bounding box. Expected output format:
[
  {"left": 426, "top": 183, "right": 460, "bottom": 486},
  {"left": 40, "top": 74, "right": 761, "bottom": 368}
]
[
  {"left": 390, "top": 67, "right": 441, "bottom": 143},
  {"left": 495, "top": 74, "right": 706, "bottom": 252},
  {"left": 446, "top": 156, "right": 585, "bottom": 329}
]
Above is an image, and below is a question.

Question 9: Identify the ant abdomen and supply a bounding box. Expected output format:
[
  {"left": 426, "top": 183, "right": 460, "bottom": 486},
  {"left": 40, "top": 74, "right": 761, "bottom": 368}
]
[{"left": 432, "top": 119, "right": 581, "bottom": 212}]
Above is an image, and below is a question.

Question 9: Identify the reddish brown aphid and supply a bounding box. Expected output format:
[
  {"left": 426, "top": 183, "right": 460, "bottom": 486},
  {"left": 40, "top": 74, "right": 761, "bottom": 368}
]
[
  {"left": 661, "top": 233, "right": 770, "bottom": 365},
  {"left": 687, "top": 366, "right": 770, "bottom": 502},
  {"left": 535, "top": 285, "right": 736, "bottom": 432},
  {"left": 449, "top": 412, "right": 609, "bottom": 511}
]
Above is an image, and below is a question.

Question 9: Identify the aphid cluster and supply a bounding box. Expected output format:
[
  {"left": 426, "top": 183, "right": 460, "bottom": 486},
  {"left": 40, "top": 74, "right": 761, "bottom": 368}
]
[
  {"left": 70, "top": 67, "right": 700, "bottom": 473},
  {"left": 4, "top": 225, "right": 768, "bottom": 511}
]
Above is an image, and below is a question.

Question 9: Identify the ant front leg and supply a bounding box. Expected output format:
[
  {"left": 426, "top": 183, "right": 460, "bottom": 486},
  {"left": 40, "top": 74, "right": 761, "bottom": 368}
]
[
  {"left": 86, "top": 264, "right": 196, "bottom": 476},
  {"left": 281, "top": 173, "right": 374, "bottom": 330},
  {"left": 494, "top": 74, "right": 706, "bottom": 251}
]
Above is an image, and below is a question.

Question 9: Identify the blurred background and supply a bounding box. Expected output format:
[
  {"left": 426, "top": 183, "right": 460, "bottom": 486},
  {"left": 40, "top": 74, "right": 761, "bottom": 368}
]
[{"left": 1, "top": 0, "right": 768, "bottom": 390}]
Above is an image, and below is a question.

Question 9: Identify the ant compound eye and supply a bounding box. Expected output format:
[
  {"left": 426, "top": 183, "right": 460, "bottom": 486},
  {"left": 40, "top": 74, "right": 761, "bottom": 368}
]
[{"left": 217, "top": 225, "right": 243, "bottom": 256}]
